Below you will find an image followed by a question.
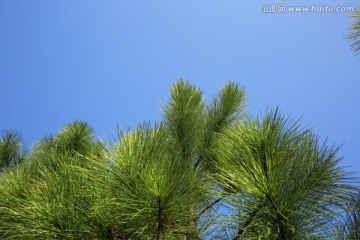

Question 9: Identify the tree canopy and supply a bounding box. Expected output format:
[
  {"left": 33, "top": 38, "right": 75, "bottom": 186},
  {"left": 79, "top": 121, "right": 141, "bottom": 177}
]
[{"left": 0, "top": 80, "right": 357, "bottom": 239}]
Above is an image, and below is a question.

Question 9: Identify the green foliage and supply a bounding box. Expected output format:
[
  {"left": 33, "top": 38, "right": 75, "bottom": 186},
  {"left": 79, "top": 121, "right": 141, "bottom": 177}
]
[
  {"left": 201, "top": 81, "right": 246, "bottom": 171},
  {"left": 336, "top": 191, "right": 360, "bottom": 239},
  {"left": 163, "top": 79, "right": 205, "bottom": 164},
  {"left": 0, "top": 131, "right": 25, "bottom": 170},
  {"left": 90, "top": 124, "right": 212, "bottom": 239},
  {"left": 31, "top": 121, "right": 97, "bottom": 158},
  {"left": 214, "top": 109, "right": 355, "bottom": 239},
  {"left": 349, "top": 8, "right": 360, "bottom": 54},
  {"left": 0, "top": 122, "right": 104, "bottom": 239},
  {"left": 0, "top": 155, "right": 98, "bottom": 239},
  {"left": 0, "top": 80, "right": 356, "bottom": 239}
]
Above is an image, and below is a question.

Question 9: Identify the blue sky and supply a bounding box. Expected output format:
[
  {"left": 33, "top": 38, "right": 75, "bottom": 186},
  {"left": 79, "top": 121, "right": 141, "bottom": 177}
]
[{"left": 0, "top": 1, "right": 359, "bottom": 174}]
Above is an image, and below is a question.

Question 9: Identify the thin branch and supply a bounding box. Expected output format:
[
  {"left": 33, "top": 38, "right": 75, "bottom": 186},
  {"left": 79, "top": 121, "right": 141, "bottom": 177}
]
[{"left": 199, "top": 196, "right": 224, "bottom": 216}]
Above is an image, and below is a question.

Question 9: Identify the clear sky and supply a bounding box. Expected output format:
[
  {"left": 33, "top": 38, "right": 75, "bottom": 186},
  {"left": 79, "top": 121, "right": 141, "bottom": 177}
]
[{"left": 1, "top": 1, "right": 359, "bottom": 174}]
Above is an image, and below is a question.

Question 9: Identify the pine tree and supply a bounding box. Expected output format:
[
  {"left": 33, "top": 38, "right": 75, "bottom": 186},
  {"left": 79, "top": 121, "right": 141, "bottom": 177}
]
[{"left": 0, "top": 80, "right": 355, "bottom": 239}]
